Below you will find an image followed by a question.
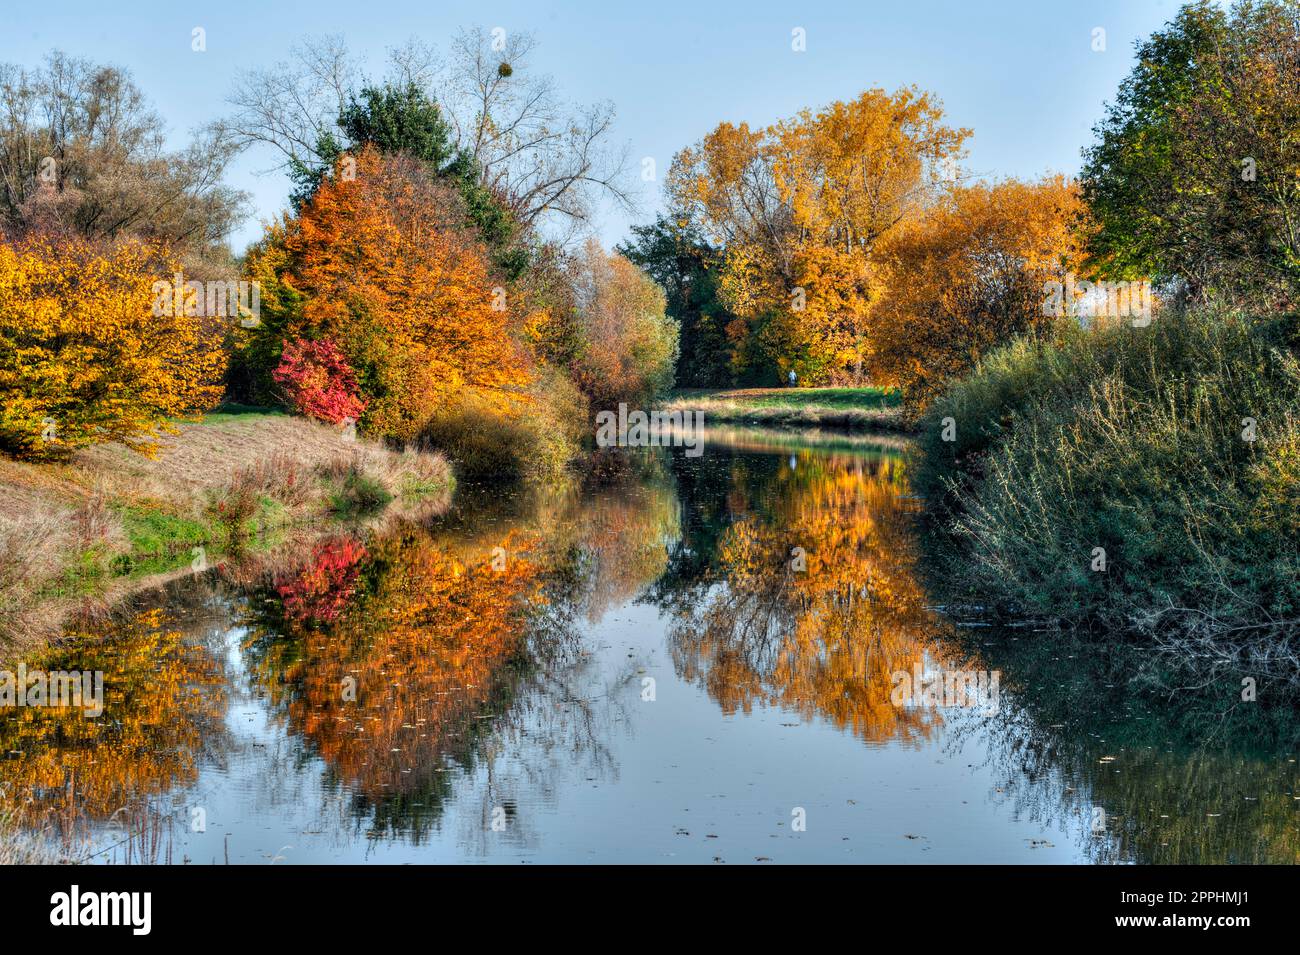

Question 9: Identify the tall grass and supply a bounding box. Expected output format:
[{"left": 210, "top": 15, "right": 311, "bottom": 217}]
[
  {"left": 0, "top": 807, "right": 64, "bottom": 864},
  {"left": 914, "top": 306, "right": 1300, "bottom": 675}
]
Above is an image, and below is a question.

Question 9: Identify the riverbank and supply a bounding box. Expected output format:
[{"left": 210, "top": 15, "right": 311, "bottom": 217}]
[
  {"left": 662, "top": 387, "right": 907, "bottom": 432},
  {"left": 913, "top": 306, "right": 1300, "bottom": 679},
  {"left": 0, "top": 407, "right": 452, "bottom": 656},
  {"left": 694, "top": 423, "right": 910, "bottom": 458}
]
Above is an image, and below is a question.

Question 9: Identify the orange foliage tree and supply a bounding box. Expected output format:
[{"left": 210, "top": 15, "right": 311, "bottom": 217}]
[
  {"left": 868, "top": 176, "right": 1088, "bottom": 411},
  {"left": 238, "top": 147, "right": 529, "bottom": 440},
  {"left": 0, "top": 238, "right": 224, "bottom": 459}
]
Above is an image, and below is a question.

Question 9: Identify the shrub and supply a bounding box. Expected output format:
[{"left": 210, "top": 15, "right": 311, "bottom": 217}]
[
  {"left": 272, "top": 338, "right": 367, "bottom": 425},
  {"left": 915, "top": 306, "right": 1300, "bottom": 669},
  {"left": 0, "top": 238, "right": 223, "bottom": 459},
  {"left": 317, "top": 457, "right": 397, "bottom": 517},
  {"left": 420, "top": 370, "right": 588, "bottom": 484}
]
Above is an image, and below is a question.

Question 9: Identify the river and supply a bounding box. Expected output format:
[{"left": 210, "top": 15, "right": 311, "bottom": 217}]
[{"left": 2, "top": 429, "right": 1296, "bottom": 863}]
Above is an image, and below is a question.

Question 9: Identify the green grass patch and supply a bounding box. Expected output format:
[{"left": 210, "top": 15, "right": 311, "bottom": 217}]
[
  {"left": 117, "top": 502, "right": 210, "bottom": 556},
  {"left": 672, "top": 386, "right": 899, "bottom": 410},
  {"left": 42, "top": 545, "right": 113, "bottom": 598},
  {"left": 194, "top": 403, "right": 289, "bottom": 426},
  {"left": 329, "top": 472, "right": 394, "bottom": 518},
  {"left": 112, "top": 502, "right": 213, "bottom": 577}
]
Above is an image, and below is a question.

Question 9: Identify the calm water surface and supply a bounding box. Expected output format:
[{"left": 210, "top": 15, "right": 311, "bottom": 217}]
[{"left": 3, "top": 430, "right": 1297, "bottom": 863}]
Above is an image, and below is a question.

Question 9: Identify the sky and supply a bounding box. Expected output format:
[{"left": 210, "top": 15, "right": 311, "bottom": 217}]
[{"left": 0, "top": 0, "right": 1201, "bottom": 255}]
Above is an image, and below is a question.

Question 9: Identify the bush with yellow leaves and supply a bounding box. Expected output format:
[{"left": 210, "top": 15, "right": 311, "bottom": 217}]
[{"left": 0, "top": 238, "right": 224, "bottom": 460}]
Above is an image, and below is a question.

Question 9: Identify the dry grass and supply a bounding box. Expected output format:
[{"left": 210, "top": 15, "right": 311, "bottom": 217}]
[
  {"left": 0, "top": 808, "right": 66, "bottom": 864},
  {"left": 0, "top": 413, "right": 452, "bottom": 656}
]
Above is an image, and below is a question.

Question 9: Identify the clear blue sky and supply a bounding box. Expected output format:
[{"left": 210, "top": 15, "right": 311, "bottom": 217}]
[{"left": 0, "top": 0, "right": 1200, "bottom": 255}]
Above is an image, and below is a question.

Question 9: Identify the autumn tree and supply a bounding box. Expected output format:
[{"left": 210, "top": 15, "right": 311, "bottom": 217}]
[
  {"left": 868, "top": 176, "right": 1087, "bottom": 411},
  {"left": 225, "top": 217, "right": 306, "bottom": 406},
  {"left": 0, "top": 237, "right": 224, "bottom": 459},
  {"left": 233, "top": 146, "right": 528, "bottom": 440},
  {"left": 567, "top": 240, "right": 679, "bottom": 411},
  {"left": 0, "top": 52, "right": 246, "bottom": 268},
  {"left": 517, "top": 242, "right": 587, "bottom": 374},
  {"left": 618, "top": 214, "right": 736, "bottom": 388},
  {"left": 667, "top": 89, "right": 968, "bottom": 383},
  {"left": 287, "top": 81, "right": 528, "bottom": 278},
  {"left": 1082, "top": 0, "right": 1300, "bottom": 306}
]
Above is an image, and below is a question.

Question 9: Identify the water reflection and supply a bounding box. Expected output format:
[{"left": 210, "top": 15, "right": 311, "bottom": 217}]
[
  {"left": 0, "top": 606, "right": 228, "bottom": 859},
  {"left": 240, "top": 527, "right": 546, "bottom": 841},
  {"left": 651, "top": 449, "right": 945, "bottom": 743},
  {"left": 965, "top": 631, "right": 1300, "bottom": 864},
  {"left": 0, "top": 433, "right": 1296, "bottom": 863}
]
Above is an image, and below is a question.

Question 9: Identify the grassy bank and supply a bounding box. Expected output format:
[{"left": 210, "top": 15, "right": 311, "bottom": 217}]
[
  {"left": 662, "top": 387, "right": 906, "bottom": 431},
  {"left": 0, "top": 407, "right": 452, "bottom": 655},
  {"left": 694, "top": 424, "right": 909, "bottom": 460},
  {"left": 914, "top": 306, "right": 1300, "bottom": 677}
]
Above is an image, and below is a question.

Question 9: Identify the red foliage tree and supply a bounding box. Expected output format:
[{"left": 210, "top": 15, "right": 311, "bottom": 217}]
[{"left": 271, "top": 337, "right": 367, "bottom": 425}]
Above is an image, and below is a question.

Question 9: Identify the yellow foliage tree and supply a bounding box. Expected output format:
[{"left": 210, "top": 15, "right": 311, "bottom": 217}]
[
  {"left": 0, "top": 238, "right": 224, "bottom": 459},
  {"left": 667, "top": 89, "right": 969, "bottom": 382}
]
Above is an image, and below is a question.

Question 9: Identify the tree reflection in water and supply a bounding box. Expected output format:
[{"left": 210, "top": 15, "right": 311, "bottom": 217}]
[
  {"left": 0, "top": 601, "right": 229, "bottom": 859},
  {"left": 653, "top": 445, "right": 949, "bottom": 744},
  {"left": 948, "top": 629, "right": 1300, "bottom": 864},
  {"left": 2, "top": 437, "right": 1297, "bottom": 863},
  {"left": 237, "top": 458, "right": 683, "bottom": 846}
]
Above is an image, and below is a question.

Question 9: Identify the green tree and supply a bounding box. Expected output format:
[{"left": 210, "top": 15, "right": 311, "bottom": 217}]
[
  {"left": 288, "top": 82, "right": 527, "bottom": 279},
  {"left": 618, "top": 214, "right": 735, "bottom": 387},
  {"left": 1081, "top": 0, "right": 1300, "bottom": 305}
]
